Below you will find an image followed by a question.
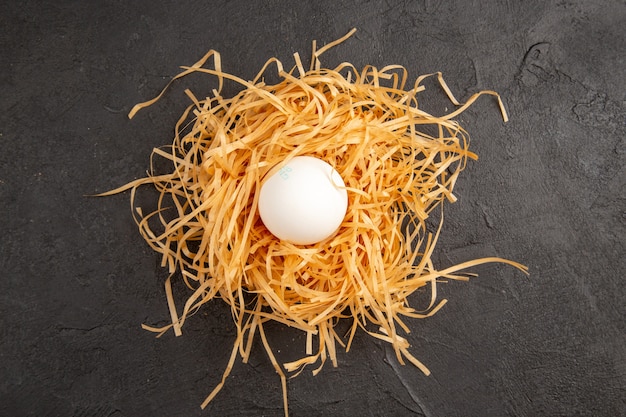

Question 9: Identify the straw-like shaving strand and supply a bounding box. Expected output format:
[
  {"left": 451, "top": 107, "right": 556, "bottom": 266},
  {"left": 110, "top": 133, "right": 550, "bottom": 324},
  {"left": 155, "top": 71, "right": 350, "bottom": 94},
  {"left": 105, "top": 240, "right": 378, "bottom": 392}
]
[{"left": 102, "top": 29, "right": 528, "bottom": 415}]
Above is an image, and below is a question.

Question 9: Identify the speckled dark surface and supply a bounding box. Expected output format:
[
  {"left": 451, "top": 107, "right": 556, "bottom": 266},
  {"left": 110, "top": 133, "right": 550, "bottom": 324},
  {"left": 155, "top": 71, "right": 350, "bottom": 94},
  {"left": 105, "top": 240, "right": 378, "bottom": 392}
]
[{"left": 1, "top": 1, "right": 625, "bottom": 416}]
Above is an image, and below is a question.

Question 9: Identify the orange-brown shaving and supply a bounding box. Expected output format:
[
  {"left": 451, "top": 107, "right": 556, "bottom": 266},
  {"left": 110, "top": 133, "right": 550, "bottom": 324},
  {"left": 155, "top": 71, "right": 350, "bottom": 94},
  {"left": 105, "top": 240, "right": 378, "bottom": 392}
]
[{"left": 100, "top": 28, "right": 527, "bottom": 416}]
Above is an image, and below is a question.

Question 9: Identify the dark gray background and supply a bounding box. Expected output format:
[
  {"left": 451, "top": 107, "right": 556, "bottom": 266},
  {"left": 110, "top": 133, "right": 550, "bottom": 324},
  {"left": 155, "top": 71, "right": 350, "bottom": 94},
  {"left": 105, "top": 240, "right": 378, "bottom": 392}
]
[{"left": 1, "top": 1, "right": 624, "bottom": 416}]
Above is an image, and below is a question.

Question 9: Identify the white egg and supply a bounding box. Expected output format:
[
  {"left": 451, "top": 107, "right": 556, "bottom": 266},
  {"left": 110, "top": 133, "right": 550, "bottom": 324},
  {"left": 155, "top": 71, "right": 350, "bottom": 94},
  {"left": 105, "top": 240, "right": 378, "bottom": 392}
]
[{"left": 258, "top": 156, "right": 348, "bottom": 245}]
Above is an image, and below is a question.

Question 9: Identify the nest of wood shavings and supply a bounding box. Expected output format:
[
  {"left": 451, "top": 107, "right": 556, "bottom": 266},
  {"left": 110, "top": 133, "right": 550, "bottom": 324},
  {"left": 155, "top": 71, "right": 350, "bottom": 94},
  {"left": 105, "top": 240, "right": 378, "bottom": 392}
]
[{"left": 102, "top": 29, "right": 527, "bottom": 415}]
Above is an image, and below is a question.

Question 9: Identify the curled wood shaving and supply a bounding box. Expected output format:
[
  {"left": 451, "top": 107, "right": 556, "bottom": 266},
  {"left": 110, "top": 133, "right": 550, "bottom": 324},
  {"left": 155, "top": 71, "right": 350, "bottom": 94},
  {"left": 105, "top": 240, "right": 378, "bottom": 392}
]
[{"left": 101, "top": 29, "right": 527, "bottom": 416}]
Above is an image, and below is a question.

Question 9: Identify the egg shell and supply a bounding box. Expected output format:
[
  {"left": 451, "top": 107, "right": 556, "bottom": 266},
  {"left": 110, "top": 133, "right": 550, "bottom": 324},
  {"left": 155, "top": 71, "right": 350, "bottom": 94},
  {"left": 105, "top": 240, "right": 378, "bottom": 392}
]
[{"left": 258, "top": 156, "right": 348, "bottom": 245}]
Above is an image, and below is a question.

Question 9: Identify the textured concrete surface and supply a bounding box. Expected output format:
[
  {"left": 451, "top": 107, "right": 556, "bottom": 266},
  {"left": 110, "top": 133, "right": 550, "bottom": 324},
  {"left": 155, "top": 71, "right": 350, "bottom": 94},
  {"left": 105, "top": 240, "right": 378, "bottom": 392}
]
[{"left": 1, "top": 1, "right": 624, "bottom": 416}]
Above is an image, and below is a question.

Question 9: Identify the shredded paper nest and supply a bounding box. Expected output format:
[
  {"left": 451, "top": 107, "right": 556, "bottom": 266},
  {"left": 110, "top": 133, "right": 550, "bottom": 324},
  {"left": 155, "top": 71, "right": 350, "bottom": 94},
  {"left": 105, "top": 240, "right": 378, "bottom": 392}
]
[{"left": 102, "top": 29, "right": 527, "bottom": 415}]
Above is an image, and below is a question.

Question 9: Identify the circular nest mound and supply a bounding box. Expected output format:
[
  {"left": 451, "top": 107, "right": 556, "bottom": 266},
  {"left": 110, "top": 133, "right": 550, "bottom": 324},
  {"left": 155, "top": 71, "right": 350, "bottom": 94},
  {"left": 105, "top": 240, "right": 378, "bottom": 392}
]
[{"left": 104, "top": 29, "right": 526, "bottom": 414}]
